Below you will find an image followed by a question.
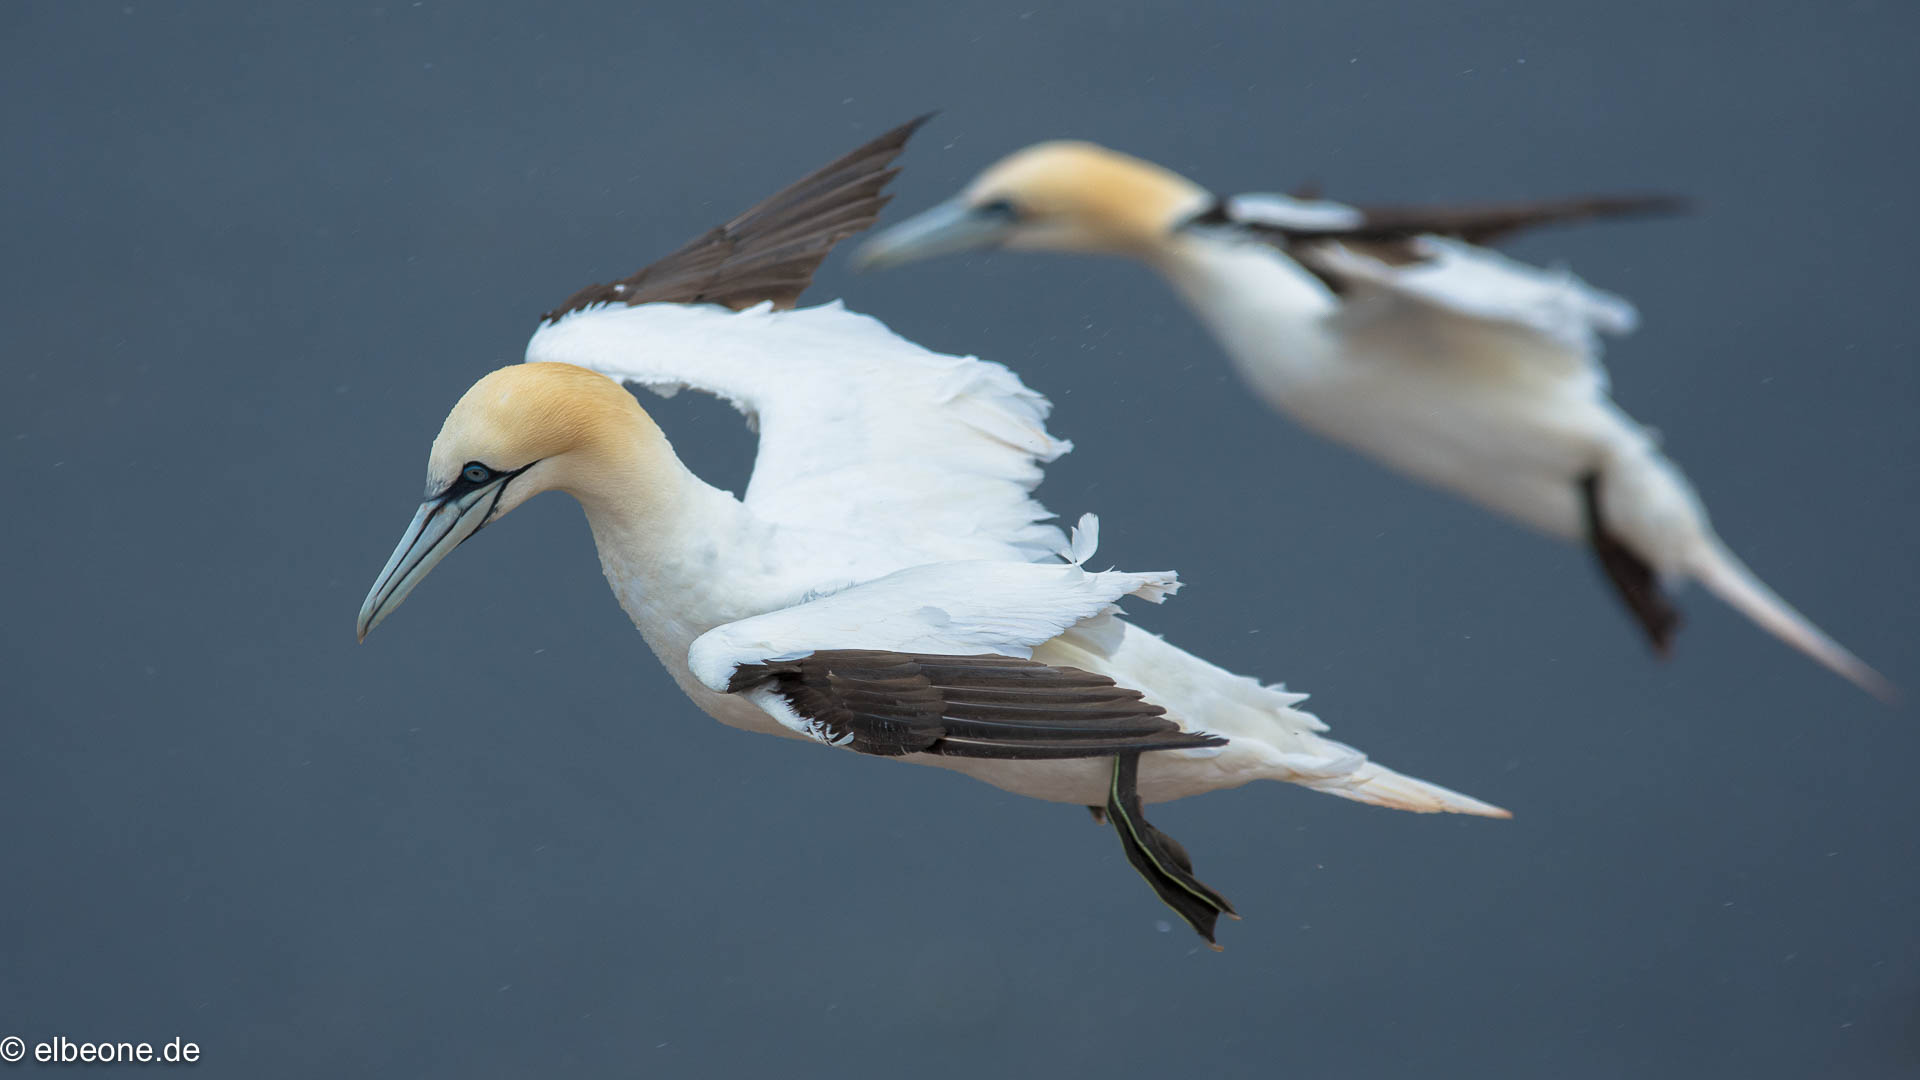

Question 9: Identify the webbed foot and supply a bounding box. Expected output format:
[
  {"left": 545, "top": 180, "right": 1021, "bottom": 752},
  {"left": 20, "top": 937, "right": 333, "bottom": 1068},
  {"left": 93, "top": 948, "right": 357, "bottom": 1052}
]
[{"left": 1105, "top": 752, "right": 1237, "bottom": 949}]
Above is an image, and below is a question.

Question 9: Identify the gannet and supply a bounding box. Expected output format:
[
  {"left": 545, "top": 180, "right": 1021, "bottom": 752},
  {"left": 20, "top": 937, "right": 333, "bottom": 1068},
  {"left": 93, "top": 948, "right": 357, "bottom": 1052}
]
[
  {"left": 356, "top": 118, "right": 1508, "bottom": 946},
  {"left": 856, "top": 141, "right": 1894, "bottom": 701}
]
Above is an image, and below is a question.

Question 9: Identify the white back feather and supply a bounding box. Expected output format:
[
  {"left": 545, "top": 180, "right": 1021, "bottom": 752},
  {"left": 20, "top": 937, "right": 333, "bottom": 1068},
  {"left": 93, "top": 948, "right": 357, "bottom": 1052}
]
[
  {"left": 1224, "top": 192, "right": 1367, "bottom": 231},
  {"left": 1312, "top": 236, "right": 1636, "bottom": 387},
  {"left": 686, "top": 558, "right": 1178, "bottom": 693}
]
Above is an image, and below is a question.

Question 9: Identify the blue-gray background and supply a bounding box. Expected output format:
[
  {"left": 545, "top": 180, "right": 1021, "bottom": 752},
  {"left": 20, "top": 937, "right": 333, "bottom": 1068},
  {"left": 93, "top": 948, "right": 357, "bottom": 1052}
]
[{"left": 4, "top": 2, "right": 1915, "bottom": 1076}]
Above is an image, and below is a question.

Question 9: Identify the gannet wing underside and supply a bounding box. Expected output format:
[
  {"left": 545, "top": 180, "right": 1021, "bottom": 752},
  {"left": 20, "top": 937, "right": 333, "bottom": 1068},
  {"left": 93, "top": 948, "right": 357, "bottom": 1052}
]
[
  {"left": 1214, "top": 190, "right": 1685, "bottom": 247},
  {"left": 1300, "top": 235, "right": 1635, "bottom": 379},
  {"left": 1193, "top": 190, "right": 1675, "bottom": 383},
  {"left": 526, "top": 116, "right": 1073, "bottom": 560},
  {"left": 529, "top": 300, "right": 1072, "bottom": 558}
]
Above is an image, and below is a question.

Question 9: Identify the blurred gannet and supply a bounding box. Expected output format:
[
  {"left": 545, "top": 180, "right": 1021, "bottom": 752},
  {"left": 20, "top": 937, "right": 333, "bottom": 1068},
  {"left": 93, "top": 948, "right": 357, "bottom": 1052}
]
[
  {"left": 356, "top": 118, "right": 1507, "bottom": 946},
  {"left": 856, "top": 141, "right": 1894, "bottom": 701}
]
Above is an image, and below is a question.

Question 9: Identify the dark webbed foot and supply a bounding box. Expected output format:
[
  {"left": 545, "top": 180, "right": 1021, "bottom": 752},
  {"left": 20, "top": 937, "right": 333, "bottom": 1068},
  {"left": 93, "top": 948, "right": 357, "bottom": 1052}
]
[
  {"left": 1086, "top": 805, "right": 1107, "bottom": 825},
  {"left": 1105, "top": 753, "right": 1238, "bottom": 949},
  {"left": 1580, "top": 472, "right": 1683, "bottom": 656}
]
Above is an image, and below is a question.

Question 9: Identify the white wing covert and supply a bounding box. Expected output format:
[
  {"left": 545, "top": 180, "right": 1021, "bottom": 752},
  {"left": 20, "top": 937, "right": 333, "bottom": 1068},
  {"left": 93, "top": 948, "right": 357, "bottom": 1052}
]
[
  {"left": 523, "top": 114, "right": 1067, "bottom": 562},
  {"left": 1208, "top": 189, "right": 1666, "bottom": 388},
  {"left": 527, "top": 300, "right": 1071, "bottom": 561},
  {"left": 685, "top": 540, "right": 1176, "bottom": 694},
  {"left": 1303, "top": 235, "right": 1636, "bottom": 387},
  {"left": 1222, "top": 192, "right": 1367, "bottom": 231},
  {"left": 682, "top": 539, "right": 1200, "bottom": 760}
]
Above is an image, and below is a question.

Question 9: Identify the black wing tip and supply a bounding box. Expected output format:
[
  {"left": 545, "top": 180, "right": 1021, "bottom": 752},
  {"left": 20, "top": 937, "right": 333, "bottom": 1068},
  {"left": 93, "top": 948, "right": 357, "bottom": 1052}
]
[
  {"left": 1246, "top": 189, "right": 1698, "bottom": 251},
  {"left": 1578, "top": 192, "right": 1696, "bottom": 220},
  {"left": 893, "top": 111, "right": 939, "bottom": 140},
  {"left": 1443, "top": 191, "right": 1695, "bottom": 243},
  {"left": 537, "top": 113, "right": 934, "bottom": 323},
  {"left": 818, "top": 112, "right": 935, "bottom": 170}
]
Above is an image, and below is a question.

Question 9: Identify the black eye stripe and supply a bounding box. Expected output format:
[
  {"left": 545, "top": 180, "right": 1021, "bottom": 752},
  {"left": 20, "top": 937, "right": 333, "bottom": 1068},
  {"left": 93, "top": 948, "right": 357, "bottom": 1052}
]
[
  {"left": 978, "top": 198, "right": 1020, "bottom": 220},
  {"left": 433, "top": 462, "right": 495, "bottom": 500},
  {"left": 428, "top": 460, "right": 536, "bottom": 502}
]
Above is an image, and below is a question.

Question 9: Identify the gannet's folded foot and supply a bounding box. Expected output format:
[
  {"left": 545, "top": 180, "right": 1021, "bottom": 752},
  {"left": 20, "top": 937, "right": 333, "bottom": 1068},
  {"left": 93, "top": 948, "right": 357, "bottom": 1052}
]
[
  {"left": 1086, "top": 805, "right": 1107, "bottom": 825},
  {"left": 1579, "top": 471, "right": 1683, "bottom": 656},
  {"left": 1106, "top": 752, "right": 1238, "bottom": 950}
]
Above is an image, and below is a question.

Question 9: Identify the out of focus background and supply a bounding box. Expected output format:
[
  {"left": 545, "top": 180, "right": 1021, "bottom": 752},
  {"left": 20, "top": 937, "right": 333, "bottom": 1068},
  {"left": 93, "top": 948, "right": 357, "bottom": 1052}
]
[{"left": 4, "top": 2, "right": 1916, "bottom": 1076}]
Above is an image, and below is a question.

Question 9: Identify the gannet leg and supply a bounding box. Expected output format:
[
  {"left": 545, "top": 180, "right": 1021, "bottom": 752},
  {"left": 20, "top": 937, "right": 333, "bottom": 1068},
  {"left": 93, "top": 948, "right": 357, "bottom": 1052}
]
[
  {"left": 1580, "top": 471, "right": 1683, "bottom": 657},
  {"left": 1105, "top": 752, "right": 1238, "bottom": 950},
  {"left": 1085, "top": 805, "right": 1107, "bottom": 825}
]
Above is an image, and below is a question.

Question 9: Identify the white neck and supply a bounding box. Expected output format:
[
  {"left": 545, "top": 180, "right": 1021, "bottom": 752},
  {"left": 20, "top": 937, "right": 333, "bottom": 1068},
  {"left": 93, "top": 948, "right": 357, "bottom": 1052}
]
[
  {"left": 573, "top": 465, "right": 781, "bottom": 663},
  {"left": 1144, "top": 232, "right": 1340, "bottom": 399}
]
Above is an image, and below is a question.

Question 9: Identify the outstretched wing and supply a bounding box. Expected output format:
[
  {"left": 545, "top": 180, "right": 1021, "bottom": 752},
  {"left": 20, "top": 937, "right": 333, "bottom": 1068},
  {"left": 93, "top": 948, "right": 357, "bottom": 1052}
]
[
  {"left": 1214, "top": 189, "right": 1686, "bottom": 247},
  {"left": 684, "top": 554, "right": 1214, "bottom": 760},
  {"left": 530, "top": 301, "right": 1071, "bottom": 559},
  {"left": 1302, "top": 235, "right": 1637, "bottom": 385},
  {"left": 541, "top": 115, "right": 930, "bottom": 320},
  {"left": 527, "top": 117, "right": 1071, "bottom": 561},
  {"left": 1194, "top": 190, "right": 1674, "bottom": 384}
]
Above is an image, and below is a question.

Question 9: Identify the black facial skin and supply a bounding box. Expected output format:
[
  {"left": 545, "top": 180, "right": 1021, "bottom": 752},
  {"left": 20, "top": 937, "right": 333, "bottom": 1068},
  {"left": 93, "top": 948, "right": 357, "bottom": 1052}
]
[
  {"left": 975, "top": 197, "right": 1022, "bottom": 222},
  {"left": 429, "top": 460, "right": 503, "bottom": 501},
  {"left": 425, "top": 459, "right": 539, "bottom": 534}
]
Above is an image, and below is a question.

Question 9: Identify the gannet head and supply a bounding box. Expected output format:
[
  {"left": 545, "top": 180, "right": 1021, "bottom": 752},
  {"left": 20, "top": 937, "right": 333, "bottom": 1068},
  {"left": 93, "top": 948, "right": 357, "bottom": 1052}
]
[
  {"left": 357, "top": 362, "right": 662, "bottom": 642},
  {"left": 855, "top": 140, "right": 1211, "bottom": 268}
]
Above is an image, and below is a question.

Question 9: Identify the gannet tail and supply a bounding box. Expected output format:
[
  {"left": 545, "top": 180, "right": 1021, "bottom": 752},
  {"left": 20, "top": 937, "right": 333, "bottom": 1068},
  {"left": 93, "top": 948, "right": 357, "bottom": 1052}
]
[
  {"left": 1688, "top": 539, "right": 1897, "bottom": 703},
  {"left": 1304, "top": 759, "right": 1512, "bottom": 819}
]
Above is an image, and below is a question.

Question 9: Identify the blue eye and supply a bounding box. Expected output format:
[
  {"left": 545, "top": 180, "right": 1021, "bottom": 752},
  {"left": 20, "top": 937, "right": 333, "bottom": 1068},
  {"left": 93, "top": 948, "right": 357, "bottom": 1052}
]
[{"left": 462, "top": 464, "right": 491, "bottom": 484}]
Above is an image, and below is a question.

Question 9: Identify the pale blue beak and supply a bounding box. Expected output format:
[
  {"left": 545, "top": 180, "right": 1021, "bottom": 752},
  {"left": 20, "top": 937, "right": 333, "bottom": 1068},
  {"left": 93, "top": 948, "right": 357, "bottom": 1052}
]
[
  {"left": 853, "top": 198, "right": 1017, "bottom": 271},
  {"left": 356, "top": 481, "right": 504, "bottom": 642}
]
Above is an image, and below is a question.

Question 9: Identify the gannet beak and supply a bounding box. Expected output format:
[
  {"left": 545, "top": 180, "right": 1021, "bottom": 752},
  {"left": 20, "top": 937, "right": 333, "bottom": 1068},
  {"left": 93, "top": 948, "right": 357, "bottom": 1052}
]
[
  {"left": 853, "top": 198, "right": 1016, "bottom": 271},
  {"left": 356, "top": 483, "right": 504, "bottom": 642}
]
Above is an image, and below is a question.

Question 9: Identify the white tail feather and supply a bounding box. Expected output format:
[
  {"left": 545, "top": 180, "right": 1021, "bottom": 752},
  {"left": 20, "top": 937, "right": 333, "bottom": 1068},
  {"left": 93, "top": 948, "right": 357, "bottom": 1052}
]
[
  {"left": 1689, "top": 540, "right": 1897, "bottom": 703},
  {"left": 1041, "top": 622, "right": 1508, "bottom": 813},
  {"left": 1308, "top": 760, "right": 1512, "bottom": 819}
]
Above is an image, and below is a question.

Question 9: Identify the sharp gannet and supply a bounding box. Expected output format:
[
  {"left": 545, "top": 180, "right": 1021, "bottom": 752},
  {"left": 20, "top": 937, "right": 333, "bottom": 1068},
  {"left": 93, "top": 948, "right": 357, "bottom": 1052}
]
[
  {"left": 856, "top": 141, "right": 1894, "bottom": 701},
  {"left": 356, "top": 118, "right": 1507, "bottom": 947}
]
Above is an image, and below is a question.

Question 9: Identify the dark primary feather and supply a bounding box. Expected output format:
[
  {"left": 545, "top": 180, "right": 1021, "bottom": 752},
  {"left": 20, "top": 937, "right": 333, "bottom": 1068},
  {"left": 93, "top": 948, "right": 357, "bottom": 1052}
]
[
  {"left": 727, "top": 650, "right": 1225, "bottom": 760},
  {"left": 1212, "top": 191, "right": 1687, "bottom": 296},
  {"left": 1274, "top": 192, "right": 1689, "bottom": 247},
  {"left": 540, "top": 114, "right": 932, "bottom": 323}
]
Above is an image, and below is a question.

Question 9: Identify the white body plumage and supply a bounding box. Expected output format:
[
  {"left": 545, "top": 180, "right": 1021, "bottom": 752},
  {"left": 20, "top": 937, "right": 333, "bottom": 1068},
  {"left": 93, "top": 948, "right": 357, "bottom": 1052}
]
[
  {"left": 855, "top": 142, "right": 1891, "bottom": 699},
  {"left": 1148, "top": 219, "right": 1884, "bottom": 696},
  {"left": 527, "top": 300, "right": 1503, "bottom": 812}
]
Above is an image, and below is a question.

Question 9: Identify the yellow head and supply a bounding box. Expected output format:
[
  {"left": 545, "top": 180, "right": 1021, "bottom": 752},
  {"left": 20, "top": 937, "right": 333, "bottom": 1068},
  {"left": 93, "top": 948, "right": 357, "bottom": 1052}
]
[
  {"left": 357, "top": 362, "right": 675, "bottom": 641},
  {"left": 855, "top": 140, "right": 1212, "bottom": 267}
]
